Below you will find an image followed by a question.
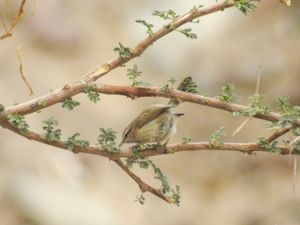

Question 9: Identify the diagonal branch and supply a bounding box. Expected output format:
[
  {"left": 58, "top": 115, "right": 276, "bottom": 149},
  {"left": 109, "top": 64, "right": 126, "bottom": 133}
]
[
  {"left": 266, "top": 126, "right": 292, "bottom": 143},
  {"left": 0, "top": 1, "right": 235, "bottom": 117},
  {"left": 82, "top": 2, "right": 233, "bottom": 83},
  {"left": 114, "top": 159, "right": 173, "bottom": 203}
]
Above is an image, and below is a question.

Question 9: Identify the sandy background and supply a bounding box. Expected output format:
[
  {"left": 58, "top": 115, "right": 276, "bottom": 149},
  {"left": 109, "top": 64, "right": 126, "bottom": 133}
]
[{"left": 1, "top": 0, "right": 300, "bottom": 225}]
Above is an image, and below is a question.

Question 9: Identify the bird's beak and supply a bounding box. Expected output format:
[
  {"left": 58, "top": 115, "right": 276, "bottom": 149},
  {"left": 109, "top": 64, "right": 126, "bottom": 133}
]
[
  {"left": 174, "top": 113, "right": 184, "bottom": 117},
  {"left": 119, "top": 140, "right": 124, "bottom": 147}
]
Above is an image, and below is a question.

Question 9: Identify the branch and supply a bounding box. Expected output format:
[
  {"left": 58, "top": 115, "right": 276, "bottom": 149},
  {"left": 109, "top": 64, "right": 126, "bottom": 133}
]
[
  {"left": 114, "top": 159, "right": 173, "bottom": 203},
  {"left": 0, "top": 1, "right": 234, "bottom": 116},
  {"left": 2, "top": 84, "right": 300, "bottom": 128},
  {"left": 82, "top": 2, "right": 233, "bottom": 83},
  {"left": 0, "top": 119, "right": 295, "bottom": 159},
  {"left": 0, "top": 0, "right": 26, "bottom": 40}
]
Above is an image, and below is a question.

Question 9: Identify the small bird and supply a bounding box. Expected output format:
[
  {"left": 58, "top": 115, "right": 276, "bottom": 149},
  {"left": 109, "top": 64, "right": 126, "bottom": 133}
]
[
  {"left": 119, "top": 104, "right": 184, "bottom": 147},
  {"left": 119, "top": 76, "right": 193, "bottom": 147}
]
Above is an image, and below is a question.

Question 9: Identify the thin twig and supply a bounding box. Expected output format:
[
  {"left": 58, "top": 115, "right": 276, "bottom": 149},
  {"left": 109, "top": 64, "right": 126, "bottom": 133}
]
[
  {"left": 232, "top": 68, "right": 262, "bottom": 137},
  {"left": 15, "top": 43, "right": 34, "bottom": 95},
  {"left": 114, "top": 159, "right": 172, "bottom": 203},
  {"left": 0, "top": 0, "right": 26, "bottom": 40}
]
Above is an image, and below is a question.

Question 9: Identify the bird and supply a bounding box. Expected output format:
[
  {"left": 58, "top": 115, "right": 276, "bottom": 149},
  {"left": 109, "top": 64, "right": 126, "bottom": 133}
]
[
  {"left": 119, "top": 76, "right": 192, "bottom": 147},
  {"left": 119, "top": 104, "right": 184, "bottom": 147}
]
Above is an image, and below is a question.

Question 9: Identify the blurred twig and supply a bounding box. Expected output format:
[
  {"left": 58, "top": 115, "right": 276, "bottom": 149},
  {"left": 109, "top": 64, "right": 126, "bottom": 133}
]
[{"left": 0, "top": 0, "right": 26, "bottom": 40}]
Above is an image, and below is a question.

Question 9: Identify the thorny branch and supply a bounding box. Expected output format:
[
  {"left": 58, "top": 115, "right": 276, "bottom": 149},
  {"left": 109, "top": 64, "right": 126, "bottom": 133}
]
[
  {"left": 114, "top": 159, "right": 173, "bottom": 203},
  {"left": 0, "top": 1, "right": 297, "bottom": 204}
]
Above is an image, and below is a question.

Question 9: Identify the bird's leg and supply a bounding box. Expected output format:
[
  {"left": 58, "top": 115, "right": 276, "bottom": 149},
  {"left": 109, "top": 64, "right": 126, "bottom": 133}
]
[{"left": 161, "top": 138, "right": 170, "bottom": 153}]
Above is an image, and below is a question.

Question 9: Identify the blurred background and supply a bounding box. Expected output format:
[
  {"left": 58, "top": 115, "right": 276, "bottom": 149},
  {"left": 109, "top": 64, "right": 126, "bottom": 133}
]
[{"left": 0, "top": 0, "right": 300, "bottom": 224}]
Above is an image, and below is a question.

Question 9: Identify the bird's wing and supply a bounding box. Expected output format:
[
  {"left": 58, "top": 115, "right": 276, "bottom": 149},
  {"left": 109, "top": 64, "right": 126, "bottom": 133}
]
[{"left": 135, "top": 105, "right": 172, "bottom": 129}]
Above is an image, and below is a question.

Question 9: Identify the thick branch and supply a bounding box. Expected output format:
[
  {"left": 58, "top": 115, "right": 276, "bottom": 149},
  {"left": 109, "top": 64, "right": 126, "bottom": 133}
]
[
  {"left": 0, "top": 120, "right": 294, "bottom": 159},
  {"left": 2, "top": 84, "right": 299, "bottom": 128}
]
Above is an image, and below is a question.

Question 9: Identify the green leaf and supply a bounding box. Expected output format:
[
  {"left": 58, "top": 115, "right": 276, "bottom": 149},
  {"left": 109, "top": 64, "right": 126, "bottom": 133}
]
[
  {"left": 171, "top": 185, "right": 181, "bottom": 206},
  {"left": 182, "top": 77, "right": 199, "bottom": 94},
  {"left": 126, "top": 157, "right": 181, "bottom": 205},
  {"left": 228, "top": 0, "right": 257, "bottom": 15},
  {"left": 136, "top": 19, "right": 154, "bottom": 37},
  {"left": 160, "top": 77, "right": 176, "bottom": 93},
  {"left": 152, "top": 9, "right": 179, "bottom": 20},
  {"left": 139, "top": 160, "right": 150, "bottom": 169},
  {"left": 216, "top": 83, "right": 239, "bottom": 103},
  {"left": 177, "top": 28, "right": 197, "bottom": 39},
  {"left": 84, "top": 85, "right": 100, "bottom": 103},
  {"left": 209, "top": 127, "right": 226, "bottom": 148},
  {"left": 258, "top": 137, "right": 281, "bottom": 153},
  {"left": 127, "top": 64, "right": 145, "bottom": 87},
  {"left": 135, "top": 193, "right": 146, "bottom": 205},
  {"left": 182, "top": 136, "right": 193, "bottom": 144},
  {"left": 62, "top": 97, "right": 80, "bottom": 111},
  {"left": 0, "top": 104, "right": 5, "bottom": 112},
  {"left": 113, "top": 42, "right": 131, "bottom": 58},
  {"left": 65, "top": 133, "right": 89, "bottom": 151},
  {"left": 274, "top": 96, "right": 300, "bottom": 128},
  {"left": 42, "top": 117, "right": 61, "bottom": 141},
  {"left": 276, "top": 96, "right": 292, "bottom": 113},
  {"left": 97, "top": 128, "right": 120, "bottom": 152},
  {"left": 243, "top": 94, "right": 270, "bottom": 117},
  {"left": 294, "top": 141, "right": 300, "bottom": 154},
  {"left": 7, "top": 114, "right": 29, "bottom": 134}
]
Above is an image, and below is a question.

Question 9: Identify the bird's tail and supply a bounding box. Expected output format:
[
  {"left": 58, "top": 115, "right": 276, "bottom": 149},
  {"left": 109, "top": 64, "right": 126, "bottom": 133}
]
[{"left": 168, "top": 76, "right": 194, "bottom": 106}]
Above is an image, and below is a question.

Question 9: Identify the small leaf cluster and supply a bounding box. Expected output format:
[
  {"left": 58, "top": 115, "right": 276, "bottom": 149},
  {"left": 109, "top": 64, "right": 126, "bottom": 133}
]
[
  {"left": 0, "top": 104, "right": 4, "bottom": 112},
  {"left": 84, "top": 85, "right": 100, "bottom": 103},
  {"left": 182, "top": 78, "right": 199, "bottom": 94},
  {"left": 244, "top": 94, "right": 270, "bottom": 117},
  {"left": 7, "top": 114, "right": 29, "bottom": 134},
  {"left": 126, "top": 157, "right": 181, "bottom": 206},
  {"left": 192, "top": 4, "right": 204, "bottom": 10},
  {"left": 62, "top": 97, "right": 80, "bottom": 111},
  {"left": 182, "top": 136, "right": 193, "bottom": 144},
  {"left": 65, "top": 133, "right": 89, "bottom": 151},
  {"left": 209, "top": 127, "right": 226, "bottom": 148},
  {"left": 228, "top": 0, "right": 257, "bottom": 15},
  {"left": 152, "top": 8, "right": 198, "bottom": 40},
  {"left": 177, "top": 28, "right": 197, "bottom": 39},
  {"left": 97, "top": 128, "right": 120, "bottom": 152},
  {"left": 42, "top": 117, "right": 61, "bottom": 141},
  {"left": 135, "top": 193, "right": 146, "bottom": 205},
  {"left": 258, "top": 137, "right": 281, "bottom": 154},
  {"left": 127, "top": 65, "right": 144, "bottom": 87},
  {"left": 113, "top": 42, "right": 131, "bottom": 58},
  {"left": 293, "top": 141, "right": 300, "bottom": 154},
  {"left": 160, "top": 77, "right": 176, "bottom": 93},
  {"left": 217, "top": 83, "right": 239, "bottom": 103},
  {"left": 276, "top": 96, "right": 300, "bottom": 128},
  {"left": 152, "top": 9, "right": 179, "bottom": 20},
  {"left": 136, "top": 19, "right": 154, "bottom": 37}
]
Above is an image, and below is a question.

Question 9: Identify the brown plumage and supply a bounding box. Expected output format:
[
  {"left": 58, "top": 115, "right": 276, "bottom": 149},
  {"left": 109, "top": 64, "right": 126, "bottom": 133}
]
[{"left": 119, "top": 104, "right": 184, "bottom": 146}]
